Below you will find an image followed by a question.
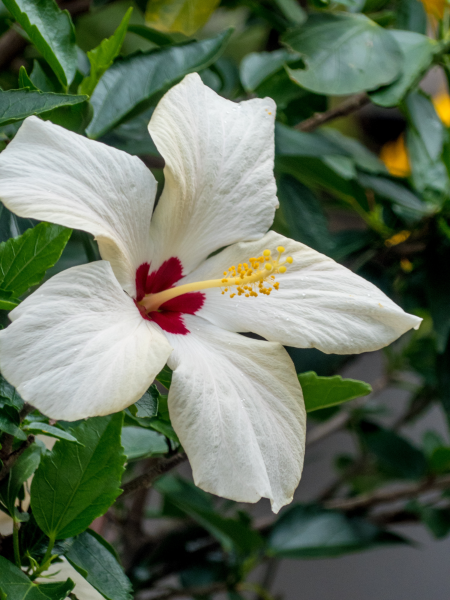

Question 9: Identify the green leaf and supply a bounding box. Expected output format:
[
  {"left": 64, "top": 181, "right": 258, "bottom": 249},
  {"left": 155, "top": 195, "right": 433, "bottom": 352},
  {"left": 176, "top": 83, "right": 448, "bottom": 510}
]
[
  {"left": 30, "top": 414, "right": 125, "bottom": 539},
  {"left": 65, "top": 530, "right": 132, "bottom": 600},
  {"left": 0, "top": 374, "right": 24, "bottom": 411},
  {"left": 412, "top": 504, "right": 450, "bottom": 538},
  {"left": 155, "top": 366, "right": 173, "bottom": 390},
  {"left": 273, "top": 0, "right": 306, "bottom": 25},
  {"left": 145, "top": 0, "right": 221, "bottom": 36},
  {"left": 0, "top": 90, "right": 88, "bottom": 127},
  {"left": 155, "top": 476, "right": 263, "bottom": 554},
  {"left": 0, "top": 443, "right": 41, "bottom": 515},
  {"left": 321, "top": 129, "right": 387, "bottom": 175},
  {"left": 121, "top": 426, "right": 168, "bottom": 461},
  {"left": 135, "top": 386, "right": 159, "bottom": 418},
  {"left": 299, "top": 371, "right": 372, "bottom": 413},
  {"left": 275, "top": 122, "right": 348, "bottom": 158},
  {"left": 127, "top": 24, "right": 174, "bottom": 46},
  {"left": 86, "top": 30, "right": 232, "bottom": 139},
  {"left": 370, "top": 31, "right": 437, "bottom": 107},
  {"left": 18, "top": 66, "right": 38, "bottom": 91},
  {"left": 277, "top": 175, "right": 334, "bottom": 255},
  {"left": 396, "top": 0, "right": 427, "bottom": 33},
  {"left": 23, "top": 423, "right": 81, "bottom": 445},
  {"left": 0, "top": 405, "right": 26, "bottom": 440},
  {"left": 405, "top": 91, "right": 449, "bottom": 200},
  {"left": 79, "top": 8, "right": 132, "bottom": 98},
  {"left": 268, "top": 504, "right": 406, "bottom": 558},
  {"left": 0, "top": 222, "right": 72, "bottom": 298},
  {"left": 2, "top": 0, "right": 77, "bottom": 87},
  {"left": 429, "top": 447, "right": 450, "bottom": 473},
  {"left": 283, "top": 13, "right": 402, "bottom": 95},
  {"left": 149, "top": 418, "right": 179, "bottom": 443},
  {"left": 357, "top": 173, "right": 433, "bottom": 219},
  {"left": 359, "top": 421, "right": 428, "bottom": 480},
  {"left": 0, "top": 556, "right": 74, "bottom": 600},
  {"left": 240, "top": 49, "right": 300, "bottom": 92}
]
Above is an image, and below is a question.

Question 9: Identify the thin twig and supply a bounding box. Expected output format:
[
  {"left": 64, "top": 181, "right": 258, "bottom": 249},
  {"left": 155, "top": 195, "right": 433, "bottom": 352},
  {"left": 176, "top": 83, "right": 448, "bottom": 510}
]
[
  {"left": 119, "top": 453, "right": 187, "bottom": 499},
  {"left": 296, "top": 93, "right": 370, "bottom": 133},
  {"left": 323, "top": 474, "right": 450, "bottom": 512}
]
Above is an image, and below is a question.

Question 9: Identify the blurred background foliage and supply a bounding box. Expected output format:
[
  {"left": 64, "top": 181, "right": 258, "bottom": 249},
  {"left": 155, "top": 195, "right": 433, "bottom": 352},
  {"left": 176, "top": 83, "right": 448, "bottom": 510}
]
[{"left": 1, "top": 0, "right": 450, "bottom": 598}]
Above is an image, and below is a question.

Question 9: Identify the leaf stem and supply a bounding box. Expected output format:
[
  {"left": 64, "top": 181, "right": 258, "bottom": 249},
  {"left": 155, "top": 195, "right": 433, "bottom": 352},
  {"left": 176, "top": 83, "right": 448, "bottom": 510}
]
[
  {"left": 30, "top": 534, "right": 56, "bottom": 580},
  {"left": 13, "top": 520, "right": 21, "bottom": 568}
]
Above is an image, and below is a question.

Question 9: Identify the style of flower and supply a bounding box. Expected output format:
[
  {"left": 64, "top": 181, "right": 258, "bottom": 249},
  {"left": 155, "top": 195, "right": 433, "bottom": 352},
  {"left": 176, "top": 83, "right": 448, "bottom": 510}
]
[{"left": 0, "top": 74, "right": 421, "bottom": 512}]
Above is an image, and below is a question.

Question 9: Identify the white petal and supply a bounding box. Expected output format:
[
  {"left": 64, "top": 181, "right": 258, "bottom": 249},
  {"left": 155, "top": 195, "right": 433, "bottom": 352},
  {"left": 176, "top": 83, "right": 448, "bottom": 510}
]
[
  {"left": 148, "top": 73, "right": 278, "bottom": 275},
  {"left": 0, "top": 117, "right": 157, "bottom": 296},
  {"left": 0, "top": 261, "right": 172, "bottom": 420},
  {"left": 36, "top": 558, "right": 104, "bottom": 600},
  {"left": 184, "top": 231, "right": 422, "bottom": 354},
  {"left": 165, "top": 316, "right": 306, "bottom": 513}
]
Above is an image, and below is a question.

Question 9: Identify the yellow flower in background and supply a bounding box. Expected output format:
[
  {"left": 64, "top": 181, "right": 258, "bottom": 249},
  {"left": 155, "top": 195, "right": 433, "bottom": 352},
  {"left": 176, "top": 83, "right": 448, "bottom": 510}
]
[
  {"left": 380, "top": 134, "right": 411, "bottom": 177},
  {"left": 380, "top": 92, "right": 450, "bottom": 177},
  {"left": 420, "top": 0, "right": 445, "bottom": 19},
  {"left": 433, "top": 92, "right": 450, "bottom": 126}
]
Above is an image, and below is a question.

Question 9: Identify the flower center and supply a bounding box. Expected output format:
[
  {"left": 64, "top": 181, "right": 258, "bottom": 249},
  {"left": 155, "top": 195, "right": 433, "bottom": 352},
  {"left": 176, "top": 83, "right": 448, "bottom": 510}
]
[{"left": 139, "top": 247, "right": 293, "bottom": 313}]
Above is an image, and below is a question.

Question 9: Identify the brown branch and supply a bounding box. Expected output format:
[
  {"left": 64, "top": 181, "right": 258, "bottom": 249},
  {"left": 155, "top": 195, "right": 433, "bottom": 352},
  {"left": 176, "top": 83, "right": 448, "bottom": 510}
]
[
  {"left": 296, "top": 93, "right": 370, "bottom": 133},
  {"left": 324, "top": 474, "right": 450, "bottom": 512},
  {"left": 0, "top": 435, "right": 35, "bottom": 481},
  {"left": 119, "top": 453, "right": 187, "bottom": 499}
]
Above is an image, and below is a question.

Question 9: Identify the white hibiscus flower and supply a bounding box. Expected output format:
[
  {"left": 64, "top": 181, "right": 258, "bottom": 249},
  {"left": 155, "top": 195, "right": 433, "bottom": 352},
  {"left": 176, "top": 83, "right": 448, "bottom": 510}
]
[{"left": 0, "top": 74, "right": 421, "bottom": 512}]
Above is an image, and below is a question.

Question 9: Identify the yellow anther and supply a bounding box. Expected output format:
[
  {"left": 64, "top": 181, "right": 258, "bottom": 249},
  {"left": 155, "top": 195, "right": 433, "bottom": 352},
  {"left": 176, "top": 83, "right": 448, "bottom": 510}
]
[
  {"left": 286, "top": 256, "right": 293, "bottom": 264},
  {"left": 138, "top": 246, "right": 293, "bottom": 312}
]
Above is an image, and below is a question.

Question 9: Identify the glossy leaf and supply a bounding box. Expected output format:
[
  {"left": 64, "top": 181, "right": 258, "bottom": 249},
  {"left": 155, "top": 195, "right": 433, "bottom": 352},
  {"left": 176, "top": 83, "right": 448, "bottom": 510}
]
[
  {"left": 87, "top": 30, "right": 232, "bottom": 139},
  {"left": 145, "top": 0, "right": 220, "bottom": 36},
  {"left": 127, "top": 24, "right": 174, "bottom": 46},
  {"left": 2, "top": 0, "right": 77, "bottom": 87},
  {"left": 31, "top": 414, "right": 125, "bottom": 539},
  {"left": 121, "top": 426, "right": 167, "bottom": 461},
  {"left": 299, "top": 371, "right": 372, "bottom": 413},
  {"left": 359, "top": 421, "right": 428, "bottom": 480},
  {"left": 65, "top": 530, "right": 132, "bottom": 600},
  {"left": 155, "top": 476, "right": 263, "bottom": 554},
  {"left": 18, "top": 66, "right": 38, "bottom": 91},
  {"left": 0, "top": 443, "right": 41, "bottom": 515},
  {"left": 370, "top": 31, "right": 437, "bottom": 107},
  {"left": 0, "top": 404, "right": 26, "bottom": 440},
  {"left": 277, "top": 175, "right": 334, "bottom": 255},
  {"left": 240, "top": 49, "right": 300, "bottom": 92},
  {"left": 23, "top": 422, "right": 81, "bottom": 445},
  {"left": 0, "top": 222, "right": 72, "bottom": 298},
  {"left": 268, "top": 504, "right": 405, "bottom": 558},
  {"left": 0, "top": 556, "right": 74, "bottom": 600},
  {"left": 275, "top": 123, "right": 347, "bottom": 158},
  {"left": 405, "top": 92, "right": 449, "bottom": 199},
  {"left": 0, "top": 374, "right": 24, "bottom": 411},
  {"left": 283, "top": 13, "right": 402, "bottom": 95},
  {"left": 0, "top": 90, "right": 88, "bottom": 127},
  {"left": 79, "top": 8, "right": 132, "bottom": 97},
  {"left": 357, "top": 173, "right": 432, "bottom": 218}
]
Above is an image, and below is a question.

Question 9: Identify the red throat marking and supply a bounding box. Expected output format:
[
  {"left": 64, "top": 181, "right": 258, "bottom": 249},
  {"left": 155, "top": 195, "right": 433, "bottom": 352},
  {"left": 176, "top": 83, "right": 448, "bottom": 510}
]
[{"left": 135, "top": 258, "right": 204, "bottom": 335}]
